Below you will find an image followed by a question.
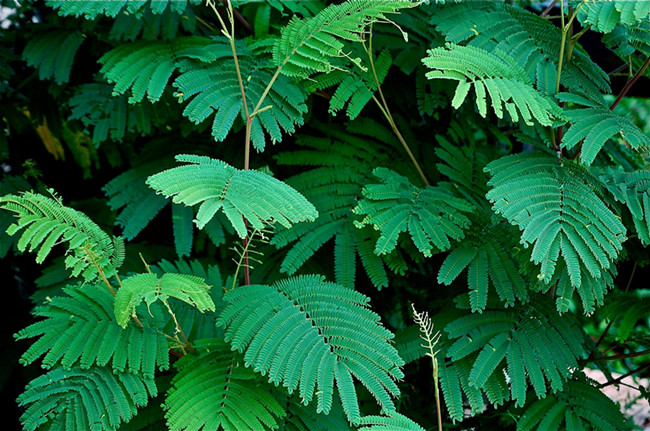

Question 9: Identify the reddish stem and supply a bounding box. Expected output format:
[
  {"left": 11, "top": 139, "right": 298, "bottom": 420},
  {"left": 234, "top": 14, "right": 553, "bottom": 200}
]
[
  {"left": 541, "top": 0, "right": 559, "bottom": 18},
  {"left": 610, "top": 56, "right": 650, "bottom": 112}
]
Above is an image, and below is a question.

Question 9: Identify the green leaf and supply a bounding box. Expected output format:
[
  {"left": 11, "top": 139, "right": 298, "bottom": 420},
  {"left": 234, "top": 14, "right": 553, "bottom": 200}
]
[
  {"left": 164, "top": 339, "right": 285, "bottom": 431},
  {"left": 217, "top": 275, "right": 403, "bottom": 424},
  {"left": 15, "top": 283, "right": 169, "bottom": 379},
  {"left": 354, "top": 167, "right": 473, "bottom": 257},
  {"left": 423, "top": 44, "right": 566, "bottom": 126},
  {"left": 273, "top": 0, "right": 415, "bottom": 77},
  {"left": 147, "top": 154, "right": 318, "bottom": 238},
  {"left": 0, "top": 191, "right": 124, "bottom": 282},
  {"left": 485, "top": 153, "right": 626, "bottom": 295},
  {"left": 114, "top": 272, "right": 214, "bottom": 328},
  {"left": 18, "top": 366, "right": 156, "bottom": 431}
]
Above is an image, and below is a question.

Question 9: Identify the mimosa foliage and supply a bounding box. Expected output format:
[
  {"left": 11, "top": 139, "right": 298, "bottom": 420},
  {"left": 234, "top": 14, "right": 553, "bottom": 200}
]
[{"left": 4, "top": 0, "right": 649, "bottom": 430}]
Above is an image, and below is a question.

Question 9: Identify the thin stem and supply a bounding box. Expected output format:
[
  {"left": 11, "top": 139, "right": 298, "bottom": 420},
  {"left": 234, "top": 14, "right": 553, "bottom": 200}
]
[
  {"left": 610, "top": 56, "right": 650, "bottom": 111},
  {"left": 625, "top": 261, "right": 637, "bottom": 293},
  {"left": 163, "top": 300, "right": 194, "bottom": 352},
  {"left": 588, "top": 261, "right": 637, "bottom": 359},
  {"left": 599, "top": 363, "right": 650, "bottom": 388},
  {"left": 230, "top": 226, "right": 259, "bottom": 291},
  {"left": 588, "top": 320, "right": 614, "bottom": 360},
  {"left": 591, "top": 348, "right": 650, "bottom": 362},
  {"left": 541, "top": 0, "right": 559, "bottom": 18},
  {"left": 84, "top": 244, "right": 116, "bottom": 296},
  {"left": 196, "top": 15, "right": 218, "bottom": 34},
  {"left": 608, "top": 63, "right": 628, "bottom": 76},
  {"left": 251, "top": 67, "right": 283, "bottom": 117},
  {"left": 367, "top": 30, "right": 429, "bottom": 186},
  {"left": 434, "top": 376, "right": 442, "bottom": 431},
  {"left": 220, "top": 0, "right": 252, "bottom": 32},
  {"left": 210, "top": 0, "right": 256, "bottom": 284}
]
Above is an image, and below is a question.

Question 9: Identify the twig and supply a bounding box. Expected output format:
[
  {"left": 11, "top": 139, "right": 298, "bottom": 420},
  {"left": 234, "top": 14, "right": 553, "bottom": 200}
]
[
  {"left": 599, "top": 363, "right": 650, "bottom": 388},
  {"left": 367, "top": 27, "right": 429, "bottom": 186},
  {"left": 610, "top": 56, "right": 650, "bottom": 111},
  {"left": 220, "top": 0, "right": 252, "bottom": 33},
  {"left": 591, "top": 348, "right": 650, "bottom": 363},
  {"left": 541, "top": 0, "right": 559, "bottom": 18}
]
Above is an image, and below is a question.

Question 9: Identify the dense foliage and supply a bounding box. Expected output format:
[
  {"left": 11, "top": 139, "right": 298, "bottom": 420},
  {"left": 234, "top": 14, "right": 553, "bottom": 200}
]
[{"left": 1, "top": 0, "right": 650, "bottom": 429}]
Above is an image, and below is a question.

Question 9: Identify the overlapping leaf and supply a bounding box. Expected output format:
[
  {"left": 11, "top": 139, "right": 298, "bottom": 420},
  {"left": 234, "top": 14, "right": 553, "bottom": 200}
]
[
  {"left": 18, "top": 366, "right": 157, "bottom": 431},
  {"left": 114, "top": 272, "right": 214, "bottom": 328},
  {"left": 444, "top": 299, "right": 585, "bottom": 408},
  {"left": 423, "top": 44, "right": 565, "bottom": 126},
  {"left": 485, "top": 152, "right": 626, "bottom": 290},
  {"left": 272, "top": 0, "right": 415, "bottom": 77},
  {"left": 46, "top": 0, "right": 202, "bottom": 19},
  {"left": 354, "top": 167, "right": 472, "bottom": 257},
  {"left": 15, "top": 283, "right": 169, "bottom": 379},
  {"left": 0, "top": 191, "right": 124, "bottom": 282},
  {"left": 174, "top": 39, "right": 308, "bottom": 151},
  {"left": 147, "top": 154, "right": 318, "bottom": 238},
  {"left": 217, "top": 275, "right": 404, "bottom": 424},
  {"left": 164, "top": 339, "right": 285, "bottom": 431}
]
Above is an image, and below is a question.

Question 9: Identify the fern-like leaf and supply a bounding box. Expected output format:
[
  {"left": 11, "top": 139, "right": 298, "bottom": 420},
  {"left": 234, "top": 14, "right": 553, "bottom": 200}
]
[
  {"left": 354, "top": 167, "right": 472, "bottom": 257},
  {"left": 307, "top": 49, "right": 392, "bottom": 120},
  {"left": 561, "top": 106, "right": 650, "bottom": 166},
  {"left": 576, "top": 0, "right": 650, "bottom": 34},
  {"left": 517, "top": 376, "right": 628, "bottom": 431},
  {"left": 485, "top": 152, "right": 626, "bottom": 291},
  {"left": 0, "top": 191, "right": 124, "bottom": 282},
  {"left": 272, "top": 121, "right": 406, "bottom": 288},
  {"left": 429, "top": 3, "right": 610, "bottom": 100},
  {"left": 15, "top": 283, "right": 169, "bottom": 378},
  {"left": 109, "top": 6, "right": 197, "bottom": 41},
  {"left": 273, "top": 390, "right": 353, "bottom": 431},
  {"left": 445, "top": 299, "right": 586, "bottom": 407},
  {"left": 100, "top": 36, "right": 218, "bottom": 103},
  {"left": 46, "top": 0, "right": 202, "bottom": 19},
  {"left": 146, "top": 154, "right": 318, "bottom": 238},
  {"left": 104, "top": 158, "right": 173, "bottom": 240},
  {"left": 272, "top": 0, "right": 415, "bottom": 77},
  {"left": 22, "top": 30, "right": 84, "bottom": 84},
  {"left": 18, "top": 366, "right": 157, "bottom": 431},
  {"left": 68, "top": 83, "right": 177, "bottom": 145},
  {"left": 602, "top": 169, "right": 650, "bottom": 246},
  {"left": 174, "top": 38, "right": 308, "bottom": 150},
  {"left": 217, "top": 275, "right": 404, "bottom": 424},
  {"left": 358, "top": 412, "right": 425, "bottom": 431},
  {"left": 164, "top": 339, "right": 285, "bottom": 431},
  {"left": 0, "top": 176, "right": 31, "bottom": 258},
  {"left": 152, "top": 259, "right": 224, "bottom": 340},
  {"left": 423, "top": 44, "right": 565, "bottom": 127},
  {"left": 114, "top": 272, "right": 214, "bottom": 328}
]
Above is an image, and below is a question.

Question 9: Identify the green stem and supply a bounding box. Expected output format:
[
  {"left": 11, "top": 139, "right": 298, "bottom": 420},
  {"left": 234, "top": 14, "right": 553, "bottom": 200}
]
[
  {"left": 367, "top": 30, "right": 429, "bottom": 186},
  {"left": 210, "top": 0, "right": 256, "bottom": 284},
  {"left": 163, "top": 300, "right": 194, "bottom": 353}
]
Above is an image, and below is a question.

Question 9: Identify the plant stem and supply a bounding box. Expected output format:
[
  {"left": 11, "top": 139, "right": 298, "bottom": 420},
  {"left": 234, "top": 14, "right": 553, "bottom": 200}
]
[
  {"left": 163, "top": 300, "right": 194, "bottom": 353},
  {"left": 541, "top": 0, "right": 559, "bottom": 18},
  {"left": 610, "top": 56, "right": 650, "bottom": 111},
  {"left": 599, "top": 363, "right": 650, "bottom": 388},
  {"left": 588, "top": 262, "right": 637, "bottom": 360},
  {"left": 367, "top": 29, "right": 429, "bottom": 186},
  {"left": 220, "top": 0, "right": 252, "bottom": 32},
  {"left": 591, "top": 348, "right": 650, "bottom": 362},
  {"left": 211, "top": 0, "right": 256, "bottom": 285},
  {"left": 84, "top": 244, "right": 116, "bottom": 296}
]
